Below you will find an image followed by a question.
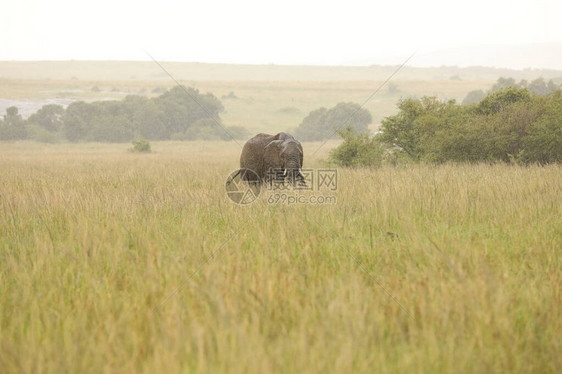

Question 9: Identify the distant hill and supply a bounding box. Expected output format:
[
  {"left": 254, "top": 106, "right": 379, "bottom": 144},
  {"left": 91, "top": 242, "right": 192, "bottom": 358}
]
[
  {"left": 410, "top": 42, "right": 562, "bottom": 72},
  {"left": 348, "top": 43, "right": 562, "bottom": 72},
  {"left": 1, "top": 61, "right": 561, "bottom": 82}
]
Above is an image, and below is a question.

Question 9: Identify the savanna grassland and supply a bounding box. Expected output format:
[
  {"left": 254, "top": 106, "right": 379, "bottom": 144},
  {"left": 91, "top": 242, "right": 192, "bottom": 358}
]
[
  {"left": 0, "top": 77, "right": 490, "bottom": 132},
  {"left": 3, "top": 61, "right": 562, "bottom": 129},
  {"left": 0, "top": 141, "right": 560, "bottom": 373}
]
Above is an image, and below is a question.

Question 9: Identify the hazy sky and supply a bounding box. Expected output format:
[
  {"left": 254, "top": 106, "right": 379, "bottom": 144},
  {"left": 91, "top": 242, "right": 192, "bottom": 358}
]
[{"left": 2, "top": 0, "right": 561, "bottom": 69}]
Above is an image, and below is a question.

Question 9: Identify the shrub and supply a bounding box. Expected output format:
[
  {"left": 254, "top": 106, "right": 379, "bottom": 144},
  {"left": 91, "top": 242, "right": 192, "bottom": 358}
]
[
  {"left": 518, "top": 93, "right": 562, "bottom": 164},
  {"left": 329, "top": 127, "right": 385, "bottom": 168},
  {"left": 372, "top": 89, "right": 562, "bottom": 165},
  {"left": 131, "top": 139, "right": 151, "bottom": 153},
  {"left": 26, "top": 125, "right": 62, "bottom": 143}
]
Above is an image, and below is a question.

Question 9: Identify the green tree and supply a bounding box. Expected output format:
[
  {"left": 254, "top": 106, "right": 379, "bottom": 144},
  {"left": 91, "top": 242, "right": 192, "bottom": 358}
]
[
  {"left": 63, "top": 101, "right": 93, "bottom": 141},
  {"left": 519, "top": 92, "right": 562, "bottom": 164},
  {"left": 25, "top": 87, "right": 245, "bottom": 143},
  {"left": 476, "top": 87, "right": 531, "bottom": 115},
  {"left": 154, "top": 86, "right": 224, "bottom": 137},
  {"left": 527, "top": 78, "right": 548, "bottom": 95},
  {"left": 121, "top": 95, "right": 167, "bottom": 140},
  {"left": 294, "top": 107, "right": 328, "bottom": 141},
  {"left": 27, "top": 104, "right": 64, "bottom": 132},
  {"left": 462, "top": 89, "right": 486, "bottom": 105},
  {"left": 379, "top": 97, "right": 456, "bottom": 160},
  {"left": 526, "top": 78, "right": 560, "bottom": 95},
  {"left": 546, "top": 80, "right": 560, "bottom": 92},
  {"left": 376, "top": 89, "right": 562, "bottom": 165},
  {"left": 294, "top": 102, "right": 371, "bottom": 141},
  {"left": 490, "top": 77, "right": 517, "bottom": 92},
  {"left": 324, "top": 102, "right": 371, "bottom": 134},
  {"left": 0, "top": 106, "right": 27, "bottom": 140}
]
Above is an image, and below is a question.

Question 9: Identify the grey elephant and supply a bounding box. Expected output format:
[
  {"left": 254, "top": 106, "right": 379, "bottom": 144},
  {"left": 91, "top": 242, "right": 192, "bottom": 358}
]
[{"left": 231, "top": 132, "right": 305, "bottom": 186}]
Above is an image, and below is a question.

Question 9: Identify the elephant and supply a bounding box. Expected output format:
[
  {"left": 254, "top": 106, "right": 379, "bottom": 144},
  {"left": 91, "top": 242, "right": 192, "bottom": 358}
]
[{"left": 231, "top": 132, "right": 305, "bottom": 186}]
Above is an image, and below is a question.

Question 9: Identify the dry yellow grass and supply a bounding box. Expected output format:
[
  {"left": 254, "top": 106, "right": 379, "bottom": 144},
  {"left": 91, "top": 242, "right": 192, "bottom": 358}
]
[{"left": 0, "top": 141, "right": 560, "bottom": 373}]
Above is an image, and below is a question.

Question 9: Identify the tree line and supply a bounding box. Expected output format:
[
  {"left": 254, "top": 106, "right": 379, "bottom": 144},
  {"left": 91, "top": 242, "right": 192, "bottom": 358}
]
[
  {"left": 463, "top": 77, "right": 561, "bottom": 104},
  {"left": 331, "top": 86, "right": 562, "bottom": 166},
  {"left": 0, "top": 89, "right": 372, "bottom": 144},
  {"left": 0, "top": 86, "right": 249, "bottom": 142},
  {"left": 2, "top": 77, "right": 561, "bottom": 166}
]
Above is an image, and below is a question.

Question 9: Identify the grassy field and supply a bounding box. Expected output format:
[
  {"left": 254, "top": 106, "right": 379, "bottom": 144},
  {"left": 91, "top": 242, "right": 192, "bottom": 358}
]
[{"left": 0, "top": 141, "right": 560, "bottom": 373}]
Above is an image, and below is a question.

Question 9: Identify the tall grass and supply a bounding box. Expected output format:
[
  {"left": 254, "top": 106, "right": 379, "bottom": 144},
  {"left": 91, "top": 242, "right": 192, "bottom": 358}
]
[{"left": 1, "top": 142, "right": 560, "bottom": 373}]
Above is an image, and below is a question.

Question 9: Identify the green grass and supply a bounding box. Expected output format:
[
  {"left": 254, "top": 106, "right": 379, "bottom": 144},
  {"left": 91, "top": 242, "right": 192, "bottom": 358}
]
[{"left": 0, "top": 141, "right": 560, "bottom": 373}]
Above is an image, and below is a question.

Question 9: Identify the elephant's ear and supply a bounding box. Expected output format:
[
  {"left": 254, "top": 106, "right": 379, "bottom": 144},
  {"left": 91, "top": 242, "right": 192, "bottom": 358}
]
[{"left": 263, "top": 140, "right": 284, "bottom": 171}]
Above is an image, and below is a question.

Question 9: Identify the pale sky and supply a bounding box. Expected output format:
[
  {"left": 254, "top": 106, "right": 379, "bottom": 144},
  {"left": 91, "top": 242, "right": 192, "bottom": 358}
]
[{"left": 2, "top": 0, "right": 562, "bottom": 69}]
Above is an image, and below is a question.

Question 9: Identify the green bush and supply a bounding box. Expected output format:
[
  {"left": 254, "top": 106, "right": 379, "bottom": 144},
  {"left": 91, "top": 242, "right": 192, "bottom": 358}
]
[
  {"left": 373, "top": 88, "right": 562, "bottom": 165},
  {"left": 329, "top": 127, "right": 385, "bottom": 168},
  {"left": 26, "top": 125, "right": 62, "bottom": 143},
  {"left": 131, "top": 139, "right": 151, "bottom": 153},
  {"left": 379, "top": 97, "right": 462, "bottom": 161},
  {"left": 519, "top": 93, "right": 562, "bottom": 164}
]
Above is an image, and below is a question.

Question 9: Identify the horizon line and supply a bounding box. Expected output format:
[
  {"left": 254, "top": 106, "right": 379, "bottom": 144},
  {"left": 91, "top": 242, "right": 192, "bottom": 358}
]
[{"left": 1, "top": 59, "right": 562, "bottom": 72}]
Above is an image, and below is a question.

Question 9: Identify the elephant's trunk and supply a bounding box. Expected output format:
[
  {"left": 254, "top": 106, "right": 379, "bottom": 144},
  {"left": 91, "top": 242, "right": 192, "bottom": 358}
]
[{"left": 285, "top": 158, "right": 303, "bottom": 186}]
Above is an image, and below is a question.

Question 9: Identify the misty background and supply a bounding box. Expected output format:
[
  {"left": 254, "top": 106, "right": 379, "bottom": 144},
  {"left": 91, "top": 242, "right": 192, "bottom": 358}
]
[
  {"left": 1, "top": 0, "right": 561, "bottom": 158},
  {"left": 1, "top": 0, "right": 561, "bottom": 69}
]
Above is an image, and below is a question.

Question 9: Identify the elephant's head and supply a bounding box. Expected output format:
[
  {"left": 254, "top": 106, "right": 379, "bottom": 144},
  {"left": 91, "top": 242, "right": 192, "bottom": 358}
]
[{"left": 264, "top": 138, "right": 305, "bottom": 185}]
